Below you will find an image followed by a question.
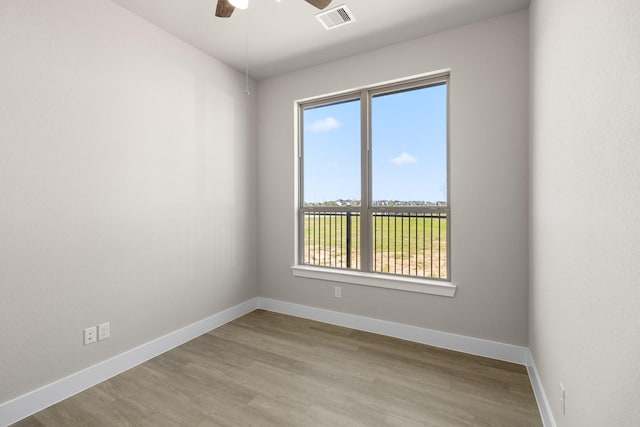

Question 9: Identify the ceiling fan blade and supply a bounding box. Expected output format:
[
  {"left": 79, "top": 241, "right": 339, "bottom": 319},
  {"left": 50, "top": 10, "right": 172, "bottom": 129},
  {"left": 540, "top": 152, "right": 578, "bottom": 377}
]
[
  {"left": 304, "top": 0, "right": 332, "bottom": 10},
  {"left": 215, "top": 0, "right": 235, "bottom": 18}
]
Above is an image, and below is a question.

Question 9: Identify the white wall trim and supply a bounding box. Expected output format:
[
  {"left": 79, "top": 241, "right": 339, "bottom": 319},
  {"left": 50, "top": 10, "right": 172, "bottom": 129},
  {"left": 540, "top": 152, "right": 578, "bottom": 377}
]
[
  {"left": 291, "top": 266, "right": 457, "bottom": 297},
  {"left": 526, "top": 350, "right": 557, "bottom": 427},
  {"left": 0, "top": 298, "right": 258, "bottom": 427},
  {"left": 257, "top": 297, "right": 528, "bottom": 365}
]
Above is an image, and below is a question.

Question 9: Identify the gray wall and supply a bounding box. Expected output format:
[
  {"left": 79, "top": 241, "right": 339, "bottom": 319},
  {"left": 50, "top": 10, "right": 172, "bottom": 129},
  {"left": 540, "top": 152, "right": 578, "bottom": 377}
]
[
  {"left": 529, "top": 0, "right": 640, "bottom": 425},
  {"left": 0, "top": 0, "right": 257, "bottom": 403},
  {"left": 257, "top": 11, "right": 530, "bottom": 346}
]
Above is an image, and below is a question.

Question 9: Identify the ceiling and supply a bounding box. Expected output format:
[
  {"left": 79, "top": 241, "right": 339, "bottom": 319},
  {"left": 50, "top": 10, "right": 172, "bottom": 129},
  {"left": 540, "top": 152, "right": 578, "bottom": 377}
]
[{"left": 110, "top": 0, "right": 530, "bottom": 80}]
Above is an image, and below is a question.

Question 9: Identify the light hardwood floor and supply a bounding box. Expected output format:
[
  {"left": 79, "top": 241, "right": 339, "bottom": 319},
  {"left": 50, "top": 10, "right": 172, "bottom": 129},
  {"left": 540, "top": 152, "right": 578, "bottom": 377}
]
[{"left": 14, "top": 310, "right": 542, "bottom": 426}]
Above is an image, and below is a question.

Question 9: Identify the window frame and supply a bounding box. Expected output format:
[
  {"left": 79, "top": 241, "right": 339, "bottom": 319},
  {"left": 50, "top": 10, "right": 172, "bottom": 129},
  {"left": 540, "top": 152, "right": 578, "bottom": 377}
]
[{"left": 294, "top": 72, "right": 454, "bottom": 296}]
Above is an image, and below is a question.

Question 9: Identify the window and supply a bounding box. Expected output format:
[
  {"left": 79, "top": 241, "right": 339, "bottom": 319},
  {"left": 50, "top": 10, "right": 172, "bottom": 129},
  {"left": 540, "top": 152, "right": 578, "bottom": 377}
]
[{"left": 297, "top": 74, "right": 449, "bottom": 283}]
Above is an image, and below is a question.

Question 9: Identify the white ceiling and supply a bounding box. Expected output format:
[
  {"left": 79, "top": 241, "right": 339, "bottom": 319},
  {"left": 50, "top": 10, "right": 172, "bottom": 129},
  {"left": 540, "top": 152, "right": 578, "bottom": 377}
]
[{"left": 110, "top": 0, "right": 530, "bottom": 80}]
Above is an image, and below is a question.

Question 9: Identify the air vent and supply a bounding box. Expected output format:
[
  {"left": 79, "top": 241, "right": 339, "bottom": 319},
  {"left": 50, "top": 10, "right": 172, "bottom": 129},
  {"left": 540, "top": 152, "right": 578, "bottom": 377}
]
[{"left": 315, "top": 4, "right": 355, "bottom": 30}]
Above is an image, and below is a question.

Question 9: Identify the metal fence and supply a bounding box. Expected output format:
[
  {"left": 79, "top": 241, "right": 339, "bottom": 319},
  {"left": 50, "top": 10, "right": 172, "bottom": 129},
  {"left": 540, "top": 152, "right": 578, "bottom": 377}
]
[
  {"left": 302, "top": 211, "right": 447, "bottom": 279},
  {"left": 303, "top": 211, "right": 360, "bottom": 270}
]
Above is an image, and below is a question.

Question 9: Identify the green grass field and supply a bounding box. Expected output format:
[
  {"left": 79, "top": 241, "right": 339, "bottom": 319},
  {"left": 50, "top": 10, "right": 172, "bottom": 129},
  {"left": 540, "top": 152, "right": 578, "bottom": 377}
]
[{"left": 303, "top": 213, "right": 447, "bottom": 279}]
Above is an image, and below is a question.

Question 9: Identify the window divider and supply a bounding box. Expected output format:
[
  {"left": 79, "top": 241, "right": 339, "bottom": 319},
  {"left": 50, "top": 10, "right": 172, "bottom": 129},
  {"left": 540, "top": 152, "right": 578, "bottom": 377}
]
[{"left": 360, "top": 89, "right": 371, "bottom": 272}]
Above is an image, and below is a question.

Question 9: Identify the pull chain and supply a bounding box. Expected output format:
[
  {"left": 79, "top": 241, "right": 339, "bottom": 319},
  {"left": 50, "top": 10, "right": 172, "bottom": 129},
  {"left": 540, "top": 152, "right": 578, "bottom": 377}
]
[{"left": 244, "top": 8, "right": 250, "bottom": 95}]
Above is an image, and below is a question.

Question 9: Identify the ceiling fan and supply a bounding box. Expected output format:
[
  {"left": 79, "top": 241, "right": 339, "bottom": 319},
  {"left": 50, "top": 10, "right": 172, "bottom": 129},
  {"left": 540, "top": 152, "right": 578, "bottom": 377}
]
[{"left": 215, "top": 0, "right": 332, "bottom": 18}]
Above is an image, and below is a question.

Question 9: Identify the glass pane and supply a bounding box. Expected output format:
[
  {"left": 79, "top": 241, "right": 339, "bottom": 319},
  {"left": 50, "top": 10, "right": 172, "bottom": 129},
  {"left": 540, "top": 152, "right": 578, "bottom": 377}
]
[
  {"left": 303, "top": 211, "right": 360, "bottom": 270},
  {"left": 303, "top": 99, "right": 361, "bottom": 207},
  {"left": 372, "top": 212, "right": 447, "bottom": 279},
  {"left": 371, "top": 83, "right": 447, "bottom": 207}
]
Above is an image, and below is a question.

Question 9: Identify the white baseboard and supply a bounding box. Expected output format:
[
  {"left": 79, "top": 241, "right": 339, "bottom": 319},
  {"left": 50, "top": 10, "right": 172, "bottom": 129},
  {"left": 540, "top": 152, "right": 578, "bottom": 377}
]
[
  {"left": 0, "top": 298, "right": 258, "bottom": 427},
  {"left": 257, "top": 297, "right": 529, "bottom": 365},
  {"left": 526, "top": 350, "right": 557, "bottom": 427},
  {"left": 257, "top": 298, "right": 558, "bottom": 424},
  {"left": 2, "top": 297, "right": 553, "bottom": 427}
]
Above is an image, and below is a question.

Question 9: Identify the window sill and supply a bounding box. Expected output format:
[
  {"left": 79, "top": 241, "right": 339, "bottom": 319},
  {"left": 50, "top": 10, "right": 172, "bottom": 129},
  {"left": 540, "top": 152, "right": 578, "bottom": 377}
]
[{"left": 290, "top": 266, "right": 456, "bottom": 297}]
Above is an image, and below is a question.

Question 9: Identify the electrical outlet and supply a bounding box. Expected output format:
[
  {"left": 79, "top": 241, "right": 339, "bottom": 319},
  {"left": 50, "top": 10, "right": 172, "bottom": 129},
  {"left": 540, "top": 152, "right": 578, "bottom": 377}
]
[
  {"left": 335, "top": 286, "right": 342, "bottom": 298},
  {"left": 560, "top": 382, "right": 566, "bottom": 415},
  {"left": 98, "top": 322, "right": 110, "bottom": 341},
  {"left": 84, "top": 326, "right": 97, "bottom": 345}
]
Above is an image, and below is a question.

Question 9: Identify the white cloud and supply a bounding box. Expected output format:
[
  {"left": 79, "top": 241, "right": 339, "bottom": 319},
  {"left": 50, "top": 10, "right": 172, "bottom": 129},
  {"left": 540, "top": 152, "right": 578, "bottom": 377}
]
[
  {"left": 391, "top": 152, "right": 417, "bottom": 166},
  {"left": 310, "top": 117, "right": 340, "bottom": 132}
]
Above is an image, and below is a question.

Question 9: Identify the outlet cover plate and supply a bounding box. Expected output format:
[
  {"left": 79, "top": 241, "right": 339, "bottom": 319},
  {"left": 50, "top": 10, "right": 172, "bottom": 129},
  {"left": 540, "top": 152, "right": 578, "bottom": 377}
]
[
  {"left": 84, "top": 326, "right": 97, "bottom": 345},
  {"left": 98, "top": 322, "right": 110, "bottom": 341}
]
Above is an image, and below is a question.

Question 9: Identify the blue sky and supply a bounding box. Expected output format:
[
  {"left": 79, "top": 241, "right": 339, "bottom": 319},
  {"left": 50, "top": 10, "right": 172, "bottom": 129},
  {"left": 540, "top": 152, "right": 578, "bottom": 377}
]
[{"left": 303, "top": 84, "right": 447, "bottom": 204}]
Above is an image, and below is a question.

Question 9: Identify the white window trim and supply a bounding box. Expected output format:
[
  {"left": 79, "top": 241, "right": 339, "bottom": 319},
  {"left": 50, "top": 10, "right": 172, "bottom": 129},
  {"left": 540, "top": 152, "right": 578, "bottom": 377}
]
[
  {"left": 293, "top": 70, "right": 454, "bottom": 297},
  {"left": 290, "top": 265, "right": 456, "bottom": 297}
]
